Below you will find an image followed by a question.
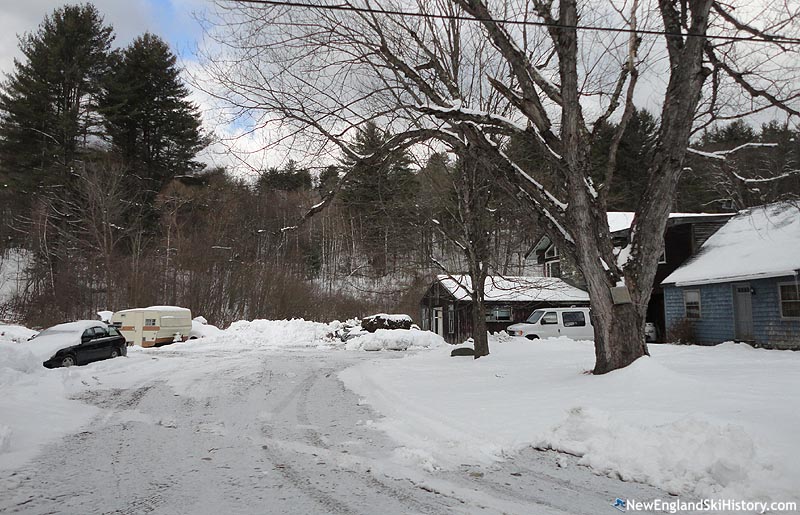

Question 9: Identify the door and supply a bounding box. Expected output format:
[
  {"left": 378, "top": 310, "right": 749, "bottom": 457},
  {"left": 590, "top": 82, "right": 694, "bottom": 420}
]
[
  {"left": 538, "top": 311, "right": 559, "bottom": 338},
  {"left": 86, "top": 326, "right": 114, "bottom": 361},
  {"left": 433, "top": 307, "right": 444, "bottom": 337},
  {"left": 733, "top": 283, "right": 754, "bottom": 341}
]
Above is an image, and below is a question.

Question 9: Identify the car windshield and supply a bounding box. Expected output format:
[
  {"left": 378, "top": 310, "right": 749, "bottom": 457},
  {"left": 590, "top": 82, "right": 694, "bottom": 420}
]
[
  {"left": 526, "top": 310, "right": 544, "bottom": 324},
  {"left": 34, "top": 327, "right": 78, "bottom": 338}
]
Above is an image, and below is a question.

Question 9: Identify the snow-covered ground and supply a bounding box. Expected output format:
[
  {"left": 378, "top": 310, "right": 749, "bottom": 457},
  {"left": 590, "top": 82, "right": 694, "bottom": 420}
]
[
  {"left": 0, "top": 319, "right": 441, "bottom": 472},
  {"left": 1, "top": 319, "right": 798, "bottom": 513},
  {"left": 0, "top": 249, "right": 29, "bottom": 314},
  {"left": 342, "top": 335, "right": 800, "bottom": 506}
]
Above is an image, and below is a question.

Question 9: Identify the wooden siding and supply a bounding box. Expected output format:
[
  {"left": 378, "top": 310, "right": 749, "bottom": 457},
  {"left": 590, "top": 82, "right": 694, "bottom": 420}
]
[{"left": 664, "top": 276, "right": 800, "bottom": 348}]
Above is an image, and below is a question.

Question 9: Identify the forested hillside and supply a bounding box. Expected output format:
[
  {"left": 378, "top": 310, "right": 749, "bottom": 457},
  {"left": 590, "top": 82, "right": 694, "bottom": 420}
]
[{"left": 1, "top": 4, "right": 798, "bottom": 329}]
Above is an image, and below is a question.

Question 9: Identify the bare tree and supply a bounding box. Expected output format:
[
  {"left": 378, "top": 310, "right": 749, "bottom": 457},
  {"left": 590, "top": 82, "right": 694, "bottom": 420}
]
[{"left": 202, "top": 0, "right": 800, "bottom": 372}]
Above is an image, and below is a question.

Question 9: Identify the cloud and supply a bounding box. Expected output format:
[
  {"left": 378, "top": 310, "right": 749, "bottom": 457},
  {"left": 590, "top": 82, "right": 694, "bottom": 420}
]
[{"left": 0, "top": 1, "right": 267, "bottom": 176}]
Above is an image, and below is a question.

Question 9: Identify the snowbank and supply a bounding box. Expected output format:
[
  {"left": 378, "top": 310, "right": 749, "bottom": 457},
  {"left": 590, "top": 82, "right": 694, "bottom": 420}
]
[
  {"left": 344, "top": 328, "right": 445, "bottom": 351},
  {"left": 0, "top": 342, "right": 100, "bottom": 470},
  {"left": 190, "top": 316, "right": 222, "bottom": 339},
  {"left": 340, "top": 337, "right": 800, "bottom": 504},
  {"left": 0, "top": 323, "right": 36, "bottom": 344}
]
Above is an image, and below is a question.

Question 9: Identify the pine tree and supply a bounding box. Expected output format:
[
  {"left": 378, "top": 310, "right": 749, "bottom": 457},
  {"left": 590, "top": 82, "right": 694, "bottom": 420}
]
[
  {"left": 0, "top": 4, "right": 113, "bottom": 192},
  {"left": 101, "top": 33, "right": 204, "bottom": 198},
  {"left": 339, "top": 121, "right": 418, "bottom": 273}
]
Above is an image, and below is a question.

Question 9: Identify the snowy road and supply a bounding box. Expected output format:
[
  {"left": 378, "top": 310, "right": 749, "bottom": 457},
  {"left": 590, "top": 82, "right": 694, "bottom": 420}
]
[{"left": 0, "top": 348, "right": 666, "bottom": 514}]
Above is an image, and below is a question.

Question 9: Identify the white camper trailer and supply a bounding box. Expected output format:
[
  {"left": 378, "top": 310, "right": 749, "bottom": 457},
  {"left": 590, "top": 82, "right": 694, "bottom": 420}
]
[{"left": 111, "top": 306, "right": 192, "bottom": 347}]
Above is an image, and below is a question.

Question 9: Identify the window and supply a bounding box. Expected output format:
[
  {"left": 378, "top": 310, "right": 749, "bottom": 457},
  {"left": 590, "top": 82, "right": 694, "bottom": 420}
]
[
  {"left": 541, "top": 312, "right": 558, "bottom": 325},
  {"left": 545, "top": 260, "right": 561, "bottom": 278},
  {"left": 145, "top": 318, "right": 157, "bottom": 326},
  {"left": 562, "top": 311, "right": 586, "bottom": 327},
  {"left": 421, "top": 307, "right": 429, "bottom": 331},
  {"left": 486, "top": 307, "right": 512, "bottom": 322},
  {"left": 658, "top": 250, "right": 667, "bottom": 264},
  {"left": 92, "top": 327, "right": 108, "bottom": 338},
  {"left": 684, "top": 290, "right": 701, "bottom": 319},
  {"left": 526, "top": 310, "right": 544, "bottom": 324},
  {"left": 779, "top": 283, "right": 800, "bottom": 318},
  {"left": 108, "top": 326, "right": 121, "bottom": 337},
  {"left": 448, "top": 304, "right": 455, "bottom": 334}
]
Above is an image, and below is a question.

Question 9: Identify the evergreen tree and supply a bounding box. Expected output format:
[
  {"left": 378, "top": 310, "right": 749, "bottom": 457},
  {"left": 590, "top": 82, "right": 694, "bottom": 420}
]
[
  {"left": 256, "top": 160, "right": 313, "bottom": 192},
  {"left": 101, "top": 33, "right": 204, "bottom": 199},
  {"left": 609, "top": 109, "right": 658, "bottom": 211},
  {"left": 339, "top": 121, "right": 418, "bottom": 273},
  {"left": 0, "top": 4, "right": 113, "bottom": 192}
]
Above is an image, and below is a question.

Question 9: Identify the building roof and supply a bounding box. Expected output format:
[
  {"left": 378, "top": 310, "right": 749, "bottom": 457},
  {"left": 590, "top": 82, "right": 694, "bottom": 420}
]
[
  {"left": 530, "top": 212, "right": 733, "bottom": 257},
  {"left": 607, "top": 212, "right": 734, "bottom": 234},
  {"left": 661, "top": 203, "right": 800, "bottom": 287},
  {"left": 437, "top": 275, "right": 590, "bottom": 303}
]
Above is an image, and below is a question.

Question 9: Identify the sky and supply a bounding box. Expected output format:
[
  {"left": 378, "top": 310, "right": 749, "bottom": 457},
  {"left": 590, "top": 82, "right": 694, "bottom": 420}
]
[
  {"left": 0, "top": 0, "right": 207, "bottom": 73},
  {"left": 0, "top": 0, "right": 265, "bottom": 175}
]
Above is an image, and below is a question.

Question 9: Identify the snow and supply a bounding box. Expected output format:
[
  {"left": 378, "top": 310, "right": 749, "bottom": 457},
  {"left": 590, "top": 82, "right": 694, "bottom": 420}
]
[
  {"left": 190, "top": 316, "right": 222, "bottom": 339},
  {"left": 23, "top": 321, "right": 107, "bottom": 362},
  {"left": 0, "top": 248, "right": 29, "bottom": 306},
  {"left": 437, "top": 274, "right": 589, "bottom": 303},
  {"left": 344, "top": 328, "right": 443, "bottom": 351},
  {"left": 0, "top": 323, "right": 36, "bottom": 344},
  {"left": 96, "top": 310, "right": 114, "bottom": 323},
  {"left": 662, "top": 203, "right": 800, "bottom": 286},
  {"left": 364, "top": 313, "right": 412, "bottom": 323},
  {"left": 3, "top": 315, "right": 798, "bottom": 507},
  {"left": 340, "top": 336, "right": 800, "bottom": 504},
  {"left": 607, "top": 211, "right": 733, "bottom": 234},
  {"left": 0, "top": 317, "right": 445, "bottom": 474}
]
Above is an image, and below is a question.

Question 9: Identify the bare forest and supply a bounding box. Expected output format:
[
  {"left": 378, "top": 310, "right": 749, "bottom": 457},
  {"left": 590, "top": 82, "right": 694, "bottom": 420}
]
[{"left": 2, "top": 2, "right": 799, "bottom": 373}]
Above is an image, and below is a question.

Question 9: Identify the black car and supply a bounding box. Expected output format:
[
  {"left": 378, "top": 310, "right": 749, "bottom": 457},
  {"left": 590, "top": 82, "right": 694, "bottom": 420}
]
[{"left": 29, "top": 321, "right": 128, "bottom": 369}]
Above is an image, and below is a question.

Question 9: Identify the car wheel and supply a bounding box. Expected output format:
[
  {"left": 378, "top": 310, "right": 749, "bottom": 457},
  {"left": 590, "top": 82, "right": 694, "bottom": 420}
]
[
  {"left": 525, "top": 334, "right": 539, "bottom": 340},
  {"left": 110, "top": 348, "right": 119, "bottom": 358},
  {"left": 61, "top": 355, "right": 76, "bottom": 367}
]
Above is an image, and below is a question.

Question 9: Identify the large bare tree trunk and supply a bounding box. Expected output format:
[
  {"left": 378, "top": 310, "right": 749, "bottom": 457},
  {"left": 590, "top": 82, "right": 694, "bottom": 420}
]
[{"left": 203, "top": 0, "right": 800, "bottom": 373}]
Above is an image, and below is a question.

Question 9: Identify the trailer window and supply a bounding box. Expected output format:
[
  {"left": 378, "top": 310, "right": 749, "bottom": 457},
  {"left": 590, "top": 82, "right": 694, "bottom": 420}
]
[{"left": 145, "top": 318, "right": 157, "bottom": 326}]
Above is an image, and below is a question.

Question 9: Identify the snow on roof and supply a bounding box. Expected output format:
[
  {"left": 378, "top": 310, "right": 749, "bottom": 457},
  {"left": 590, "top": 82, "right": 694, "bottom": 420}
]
[
  {"left": 437, "top": 275, "right": 589, "bottom": 303},
  {"left": 607, "top": 212, "right": 732, "bottom": 233},
  {"left": 662, "top": 203, "right": 800, "bottom": 287},
  {"left": 116, "top": 306, "right": 191, "bottom": 314}
]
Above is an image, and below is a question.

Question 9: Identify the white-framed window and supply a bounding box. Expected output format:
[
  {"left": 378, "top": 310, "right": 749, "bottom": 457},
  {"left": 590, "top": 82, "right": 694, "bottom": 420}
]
[
  {"left": 448, "top": 304, "right": 455, "bottom": 334},
  {"left": 658, "top": 250, "right": 667, "bottom": 264},
  {"left": 544, "top": 259, "right": 561, "bottom": 278},
  {"left": 779, "top": 282, "right": 800, "bottom": 319},
  {"left": 421, "top": 307, "right": 430, "bottom": 330},
  {"left": 544, "top": 245, "right": 559, "bottom": 260},
  {"left": 684, "top": 290, "right": 701, "bottom": 319},
  {"left": 145, "top": 318, "right": 157, "bottom": 326},
  {"left": 486, "top": 307, "right": 513, "bottom": 322}
]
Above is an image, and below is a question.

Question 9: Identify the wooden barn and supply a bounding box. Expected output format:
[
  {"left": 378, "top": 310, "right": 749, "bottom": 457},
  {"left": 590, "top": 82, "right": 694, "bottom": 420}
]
[{"left": 419, "top": 274, "right": 590, "bottom": 344}]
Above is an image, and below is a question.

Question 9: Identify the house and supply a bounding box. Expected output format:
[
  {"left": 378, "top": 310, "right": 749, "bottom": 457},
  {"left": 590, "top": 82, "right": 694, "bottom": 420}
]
[
  {"left": 419, "top": 274, "right": 589, "bottom": 344},
  {"left": 661, "top": 203, "right": 800, "bottom": 348},
  {"left": 529, "top": 211, "right": 734, "bottom": 340}
]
